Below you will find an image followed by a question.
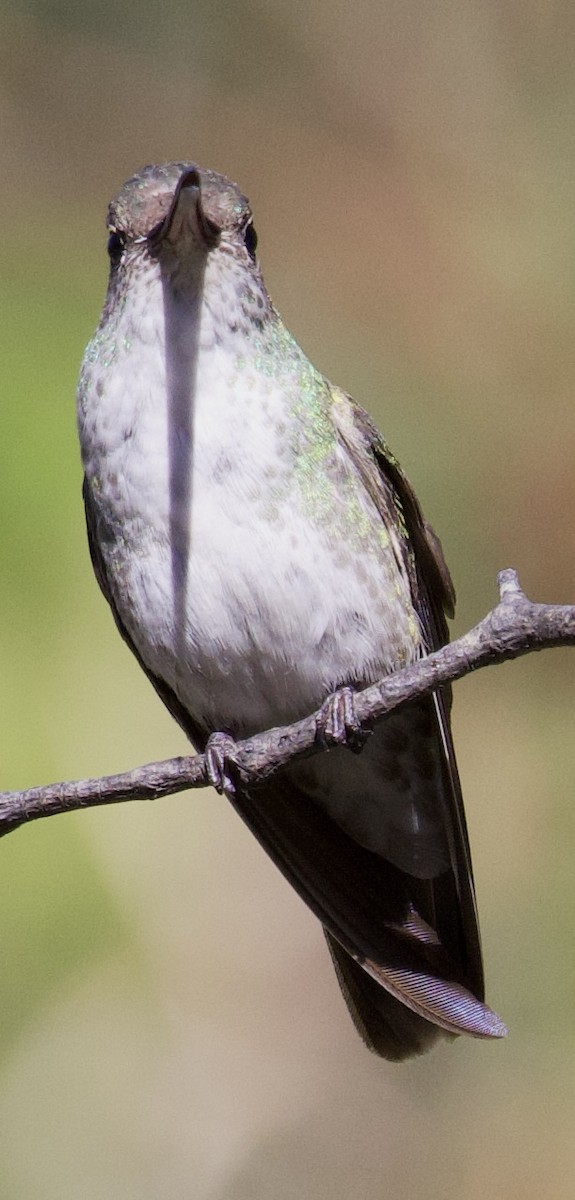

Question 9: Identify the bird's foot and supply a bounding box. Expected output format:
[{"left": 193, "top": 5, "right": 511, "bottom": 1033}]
[
  {"left": 315, "top": 686, "right": 369, "bottom": 753},
  {"left": 204, "top": 731, "right": 241, "bottom": 797}
]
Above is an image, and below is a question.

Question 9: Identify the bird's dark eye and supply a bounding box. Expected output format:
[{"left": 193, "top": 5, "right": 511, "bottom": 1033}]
[
  {"left": 243, "top": 221, "right": 258, "bottom": 260},
  {"left": 107, "top": 229, "right": 126, "bottom": 268}
]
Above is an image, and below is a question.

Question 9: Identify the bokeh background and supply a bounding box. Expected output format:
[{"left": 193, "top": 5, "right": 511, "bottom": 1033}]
[{"left": 2, "top": 2, "right": 575, "bottom": 1196}]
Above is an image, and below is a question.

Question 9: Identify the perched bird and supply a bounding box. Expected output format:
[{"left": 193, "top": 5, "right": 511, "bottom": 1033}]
[{"left": 77, "top": 162, "right": 506, "bottom": 1059}]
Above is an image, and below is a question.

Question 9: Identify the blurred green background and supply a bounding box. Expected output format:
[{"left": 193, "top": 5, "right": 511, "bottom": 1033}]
[{"left": 1, "top": 2, "right": 575, "bottom": 1196}]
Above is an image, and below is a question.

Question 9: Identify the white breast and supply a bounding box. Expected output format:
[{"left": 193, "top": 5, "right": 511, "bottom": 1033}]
[{"left": 78, "top": 265, "right": 421, "bottom": 738}]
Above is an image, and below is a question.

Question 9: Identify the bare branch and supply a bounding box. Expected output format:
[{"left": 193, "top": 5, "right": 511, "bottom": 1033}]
[{"left": 1, "top": 569, "right": 573, "bottom": 839}]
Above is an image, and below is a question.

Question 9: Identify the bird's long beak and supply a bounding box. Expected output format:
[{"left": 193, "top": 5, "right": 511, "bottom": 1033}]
[{"left": 147, "top": 168, "right": 221, "bottom": 251}]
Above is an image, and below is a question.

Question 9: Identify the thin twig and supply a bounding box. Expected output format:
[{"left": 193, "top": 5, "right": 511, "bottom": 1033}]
[{"left": 1, "top": 569, "right": 573, "bottom": 838}]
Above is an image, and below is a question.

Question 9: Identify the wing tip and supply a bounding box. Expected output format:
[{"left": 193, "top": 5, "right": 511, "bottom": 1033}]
[{"left": 473, "top": 1005, "right": 508, "bottom": 1040}]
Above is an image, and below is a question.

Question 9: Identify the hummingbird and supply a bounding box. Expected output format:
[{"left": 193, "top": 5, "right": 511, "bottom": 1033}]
[{"left": 77, "top": 161, "right": 506, "bottom": 1060}]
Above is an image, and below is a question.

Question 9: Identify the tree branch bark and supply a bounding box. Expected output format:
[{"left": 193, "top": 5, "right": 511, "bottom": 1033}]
[{"left": 1, "top": 569, "right": 573, "bottom": 839}]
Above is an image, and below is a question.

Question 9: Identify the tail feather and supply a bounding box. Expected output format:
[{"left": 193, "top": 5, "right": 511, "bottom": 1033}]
[
  {"left": 228, "top": 695, "right": 506, "bottom": 1059},
  {"left": 326, "top": 933, "right": 505, "bottom": 1060},
  {"left": 326, "top": 932, "right": 449, "bottom": 1060}
]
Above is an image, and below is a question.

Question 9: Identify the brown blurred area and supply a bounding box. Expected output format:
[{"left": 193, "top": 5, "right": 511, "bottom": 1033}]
[{"left": 1, "top": 2, "right": 575, "bottom": 1196}]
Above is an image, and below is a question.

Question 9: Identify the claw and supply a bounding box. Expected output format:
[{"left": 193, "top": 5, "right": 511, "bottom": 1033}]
[
  {"left": 316, "top": 686, "right": 368, "bottom": 753},
  {"left": 204, "top": 731, "right": 240, "bottom": 797}
]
